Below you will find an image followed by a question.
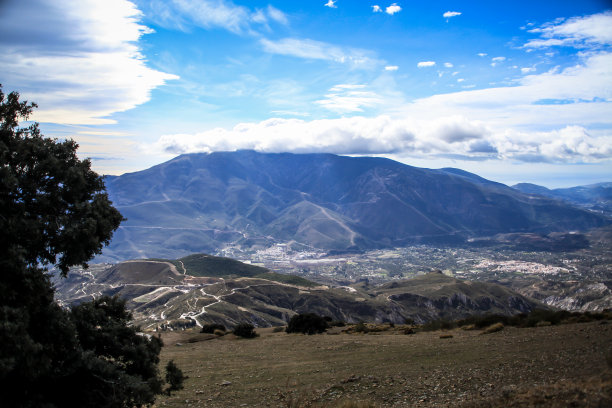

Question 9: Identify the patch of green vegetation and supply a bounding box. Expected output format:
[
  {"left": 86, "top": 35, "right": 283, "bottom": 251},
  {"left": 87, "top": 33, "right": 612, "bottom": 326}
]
[
  {"left": 254, "top": 271, "right": 317, "bottom": 287},
  {"left": 176, "top": 253, "right": 269, "bottom": 278}
]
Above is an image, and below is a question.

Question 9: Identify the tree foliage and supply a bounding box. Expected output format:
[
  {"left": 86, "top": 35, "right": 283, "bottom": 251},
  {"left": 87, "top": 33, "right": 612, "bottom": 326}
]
[
  {"left": 286, "top": 313, "right": 329, "bottom": 335},
  {"left": 233, "top": 323, "right": 258, "bottom": 338},
  {"left": 0, "top": 87, "right": 123, "bottom": 275},
  {"left": 165, "top": 360, "right": 186, "bottom": 395},
  {"left": 0, "top": 86, "right": 171, "bottom": 407}
]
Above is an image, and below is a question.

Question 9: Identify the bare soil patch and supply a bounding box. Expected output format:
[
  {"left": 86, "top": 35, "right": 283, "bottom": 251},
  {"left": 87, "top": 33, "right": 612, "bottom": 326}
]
[{"left": 154, "top": 321, "right": 612, "bottom": 407}]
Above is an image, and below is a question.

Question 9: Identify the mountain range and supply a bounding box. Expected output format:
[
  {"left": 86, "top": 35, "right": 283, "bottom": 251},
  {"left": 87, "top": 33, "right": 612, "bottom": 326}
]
[
  {"left": 100, "top": 150, "right": 610, "bottom": 262},
  {"left": 513, "top": 182, "right": 612, "bottom": 216}
]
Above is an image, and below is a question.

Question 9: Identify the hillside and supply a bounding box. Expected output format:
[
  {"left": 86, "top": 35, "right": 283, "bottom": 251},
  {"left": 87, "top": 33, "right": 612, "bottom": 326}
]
[
  {"left": 513, "top": 182, "right": 612, "bottom": 216},
  {"left": 99, "top": 151, "right": 610, "bottom": 261},
  {"left": 155, "top": 321, "right": 612, "bottom": 407},
  {"left": 54, "top": 254, "right": 542, "bottom": 330}
]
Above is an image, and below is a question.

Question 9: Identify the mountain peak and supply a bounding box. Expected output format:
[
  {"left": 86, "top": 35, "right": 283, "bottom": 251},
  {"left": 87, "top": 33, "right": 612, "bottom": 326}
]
[{"left": 101, "top": 151, "right": 610, "bottom": 262}]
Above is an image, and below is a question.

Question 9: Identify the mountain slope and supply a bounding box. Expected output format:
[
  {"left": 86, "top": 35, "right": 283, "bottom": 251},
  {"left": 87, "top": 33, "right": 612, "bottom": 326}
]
[
  {"left": 513, "top": 182, "right": 612, "bottom": 216},
  {"left": 100, "top": 151, "right": 610, "bottom": 261},
  {"left": 54, "top": 256, "right": 542, "bottom": 329}
]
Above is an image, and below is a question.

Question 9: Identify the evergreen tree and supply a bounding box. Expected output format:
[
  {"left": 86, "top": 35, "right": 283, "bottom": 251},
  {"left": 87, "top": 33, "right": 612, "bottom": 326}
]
[{"left": 0, "top": 86, "right": 170, "bottom": 407}]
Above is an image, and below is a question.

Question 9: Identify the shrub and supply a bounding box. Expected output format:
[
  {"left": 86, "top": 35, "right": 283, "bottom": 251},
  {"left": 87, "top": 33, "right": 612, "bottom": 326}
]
[
  {"left": 213, "top": 329, "right": 226, "bottom": 336},
  {"left": 201, "top": 323, "right": 226, "bottom": 334},
  {"left": 353, "top": 322, "right": 368, "bottom": 333},
  {"left": 481, "top": 322, "right": 504, "bottom": 334},
  {"left": 233, "top": 323, "right": 258, "bottom": 338},
  {"left": 286, "top": 313, "right": 328, "bottom": 335},
  {"left": 439, "top": 334, "right": 453, "bottom": 339},
  {"left": 165, "top": 360, "right": 186, "bottom": 395}
]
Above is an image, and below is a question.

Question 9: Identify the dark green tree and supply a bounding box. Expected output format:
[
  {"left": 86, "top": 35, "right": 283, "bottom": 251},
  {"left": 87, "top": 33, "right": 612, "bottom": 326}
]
[
  {"left": 0, "top": 86, "right": 170, "bottom": 407},
  {"left": 233, "top": 323, "right": 258, "bottom": 338},
  {"left": 165, "top": 360, "right": 186, "bottom": 395},
  {"left": 285, "top": 313, "right": 328, "bottom": 335}
]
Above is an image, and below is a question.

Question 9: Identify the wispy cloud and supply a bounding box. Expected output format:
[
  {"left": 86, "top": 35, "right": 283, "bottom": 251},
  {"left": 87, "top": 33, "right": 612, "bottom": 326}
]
[
  {"left": 477, "top": 53, "right": 488, "bottom": 57},
  {"left": 0, "top": 0, "right": 177, "bottom": 125},
  {"left": 524, "top": 11, "right": 612, "bottom": 49},
  {"left": 444, "top": 62, "right": 453, "bottom": 68},
  {"left": 260, "top": 37, "right": 379, "bottom": 68},
  {"left": 417, "top": 61, "right": 436, "bottom": 68},
  {"left": 324, "top": 0, "right": 337, "bottom": 9},
  {"left": 372, "top": 5, "right": 382, "bottom": 13},
  {"left": 315, "top": 84, "right": 383, "bottom": 113},
  {"left": 267, "top": 5, "right": 289, "bottom": 26},
  {"left": 490, "top": 56, "right": 506, "bottom": 67},
  {"left": 386, "top": 3, "right": 401, "bottom": 15},
  {"left": 385, "top": 65, "right": 399, "bottom": 71},
  {"left": 142, "top": 0, "right": 288, "bottom": 34},
  {"left": 149, "top": 48, "right": 612, "bottom": 164},
  {"left": 443, "top": 11, "right": 461, "bottom": 20}
]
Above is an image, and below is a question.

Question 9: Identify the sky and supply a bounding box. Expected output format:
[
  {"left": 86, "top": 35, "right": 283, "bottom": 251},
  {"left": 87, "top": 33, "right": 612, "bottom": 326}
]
[{"left": 1, "top": 0, "right": 611, "bottom": 188}]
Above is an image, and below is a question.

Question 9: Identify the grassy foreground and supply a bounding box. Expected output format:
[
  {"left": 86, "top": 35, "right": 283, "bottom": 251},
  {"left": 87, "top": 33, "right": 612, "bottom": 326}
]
[{"left": 154, "top": 321, "right": 612, "bottom": 407}]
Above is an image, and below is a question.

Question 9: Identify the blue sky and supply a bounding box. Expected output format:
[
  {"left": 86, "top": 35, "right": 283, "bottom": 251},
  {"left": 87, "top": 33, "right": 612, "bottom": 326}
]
[{"left": 1, "top": 0, "right": 611, "bottom": 187}]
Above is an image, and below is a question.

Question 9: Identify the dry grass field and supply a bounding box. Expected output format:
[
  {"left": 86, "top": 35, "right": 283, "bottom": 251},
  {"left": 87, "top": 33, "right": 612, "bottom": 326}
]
[{"left": 154, "top": 321, "right": 612, "bottom": 407}]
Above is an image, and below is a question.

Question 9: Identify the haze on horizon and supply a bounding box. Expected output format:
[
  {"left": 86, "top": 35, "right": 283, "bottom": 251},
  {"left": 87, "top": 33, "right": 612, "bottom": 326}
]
[{"left": 1, "top": 0, "right": 611, "bottom": 188}]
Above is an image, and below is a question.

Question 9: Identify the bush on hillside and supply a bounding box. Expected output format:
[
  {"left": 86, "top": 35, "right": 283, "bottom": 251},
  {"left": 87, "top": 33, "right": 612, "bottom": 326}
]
[
  {"left": 286, "top": 313, "right": 328, "bottom": 335},
  {"left": 233, "top": 323, "right": 258, "bottom": 338},
  {"left": 165, "top": 360, "right": 186, "bottom": 395},
  {"left": 201, "top": 323, "right": 226, "bottom": 334}
]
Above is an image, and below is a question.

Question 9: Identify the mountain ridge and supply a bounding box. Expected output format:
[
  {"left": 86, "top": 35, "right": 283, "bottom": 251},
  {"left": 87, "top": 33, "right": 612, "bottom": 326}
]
[
  {"left": 53, "top": 254, "right": 542, "bottom": 329},
  {"left": 100, "top": 151, "right": 610, "bottom": 261}
]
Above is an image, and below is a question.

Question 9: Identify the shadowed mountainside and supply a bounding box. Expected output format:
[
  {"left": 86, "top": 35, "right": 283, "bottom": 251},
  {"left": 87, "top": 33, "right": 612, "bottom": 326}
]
[
  {"left": 513, "top": 182, "right": 612, "bottom": 216},
  {"left": 99, "top": 151, "right": 610, "bottom": 261}
]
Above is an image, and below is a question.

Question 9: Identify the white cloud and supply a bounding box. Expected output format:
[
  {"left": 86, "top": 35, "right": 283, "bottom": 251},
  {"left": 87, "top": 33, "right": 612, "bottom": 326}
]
[
  {"left": 444, "top": 62, "right": 453, "bottom": 68},
  {"left": 521, "top": 67, "right": 536, "bottom": 74},
  {"left": 260, "top": 38, "right": 379, "bottom": 68},
  {"left": 477, "top": 53, "right": 488, "bottom": 57},
  {"left": 372, "top": 5, "right": 382, "bottom": 13},
  {"left": 386, "top": 3, "right": 401, "bottom": 15},
  {"left": 267, "top": 5, "right": 289, "bottom": 26},
  {"left": 490, "top": 56, "right": 506, "bottom": 67},
  {"left": 149, "top": 114, "right": 612, "bottom": 164},
  {"left": 0, "top": 0, "right": 177, "bottom": 125},
  {"left": 148, "top": 13, "right": 612, "bottom": 165},
  {"left": 385, "top": 65, "right": 399, "bottom": 71},
  {"left": 417, "top": 61, "right": 436, "bottom": 68},
  {"left": 404, "top": 52, "right": 612, "bottom": 132},
  {"left": 443, "top": 11, "right": 461, "bottom": 19},
  {"left": 324, "top": 0, "right": 337, "bottom": 8},
  {"left": 147, "top": 50, "right": 612, "bottom": 163},
  {"left": 524, "top": 11, "right": 612, "bottom": 49},
  {"left": 141, "top": 0, "right": 288, "bottom": 34},
  {"left": 316, "top": 84, "right": 383, "bottom": 113}
]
